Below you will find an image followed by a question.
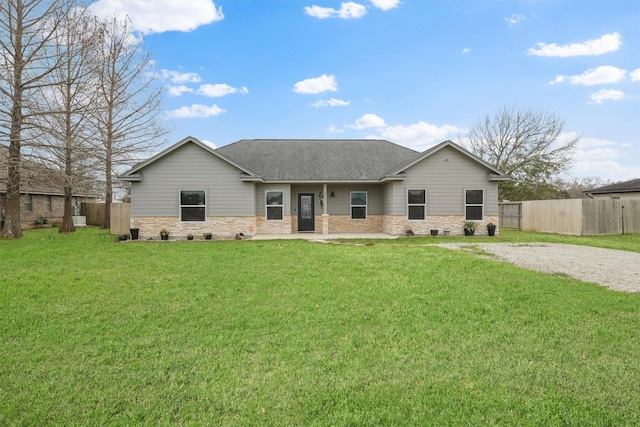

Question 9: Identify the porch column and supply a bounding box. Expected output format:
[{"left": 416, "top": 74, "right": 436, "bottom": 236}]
[{"left": 322, "top": 183, "right": 329, "bottom": 234}]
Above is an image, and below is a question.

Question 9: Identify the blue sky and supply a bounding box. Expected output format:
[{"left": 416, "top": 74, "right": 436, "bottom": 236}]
[{"left": 88, "top": 0, "right": 640, "bottom": 182}]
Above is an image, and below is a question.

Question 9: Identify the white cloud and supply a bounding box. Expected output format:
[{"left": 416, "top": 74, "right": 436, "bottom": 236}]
[
  {"left": 197, "top": 84, "right": 249, "bottom": 97},
  {"left": 378, "top": 121, "right": 464, "bottom": 150},
  {"left": 201, "top": 140, "right": 217, "bottom": 149},
  {"left": 575, "top": 136, "right": 617, "bottom": 149},
  {"left": 294, "top": 74, "right": 338, "bottom": 94},
  {"left": 528, "top": 32, "right": 621, "bottom": 57},
  {"left": 304, "top": 2, "right": 367, "bottom": 19},
  {"left": 166, "top": 85, "right": 194, "bottom": 97},
  {"left": 327, "top": 124, "right": 344, "bottom": 134},
  {"left": 505, "top": 14, "right": 526, "bottom": 26},
  {"left": 589, "top": 89, "right": 625, "bottom": 104},
  {"left": 551, "top": 66, "right": 627, "bottom": 86},
  {"left": 631, "top": 68, "right": 640, "bottom": 82},
  {"left": 158, "top": 69, "right": 201, "bottom": 84},
  {"left": 89, "top": 0, "right": 224, "bottom": 35},
  {"left": 342, "top": 114, "right": 463, "bottom": 150},
  {"left": 569, "top": 136, "right": 640, "bottom": 181},
  {"left": 311, "top": 98, "right": 350, "bottom": 107},
  {"left": 370, "top": 0, "right": 400, "bottom": 11},
  {"left": 166, "top": 104, "right": 225, "bottom": 119},
  {"left": 349, "top": 113, "right": 387, "bottom": 129},
  {"left": 461, "top": 48, "right": 471, "bottom": 54}
]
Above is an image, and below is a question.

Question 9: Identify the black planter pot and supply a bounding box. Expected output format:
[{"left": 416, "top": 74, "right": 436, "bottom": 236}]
[
  {"left": 130, "top": 228, "right": 139, "bottom": 240},
  {"left": 204, "top": 233, "right": 212, "bottom": 240},
  {"left": 430, "top": 229, "right": 438, "bottom": 236},
  {"left": 160, "top": 233, "right": 169, "bottom": 241},
  {"left": 464, "top": 228, "right": 475, "bottom": 236},
  {"left": 487, "top": 224, "right": 496, "bottom": 236}
]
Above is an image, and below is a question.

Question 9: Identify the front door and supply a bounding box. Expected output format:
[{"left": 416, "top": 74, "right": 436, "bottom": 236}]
[{"left": 298, "top": 193, "right": 315, "bottom": 232}]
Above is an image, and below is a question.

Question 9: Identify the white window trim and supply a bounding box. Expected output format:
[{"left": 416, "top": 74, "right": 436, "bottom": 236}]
[
  {"left": 464, "top": 189, "right": 484, "bottom": 221},
  {"left": 265, "top": 190, "right": 284, "bottom": 221},
  {"left": 179, "top": 190, "right": 207, "bottom": 222},
  {"left": 350, "top": 191, "right": 367, "bottom": 220},
  {"left": 407, "top": 189, "right": 426, "bottom": 221}
]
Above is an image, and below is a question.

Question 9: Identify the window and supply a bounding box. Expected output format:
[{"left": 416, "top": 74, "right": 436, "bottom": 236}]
[
  {"left": 180, "top": 190, "right": 206, "bottom": 221},
  {"left": 408, "top": 190, "right": 426, "bottom": 220},
  {"left": 465, "top": 189, "right": 484, "bottom": 220},
  {"left": 44, "top": 195, "right": 52, "bottom": 212},
  {"left": 24, "top": 194, "right": 33, "bottom": 212},
  {"left": 266, "top": 191, "right": 283, "bottom": 220},
  {"left": 350, "top": 191, "right": 367, "bottom": 219}
]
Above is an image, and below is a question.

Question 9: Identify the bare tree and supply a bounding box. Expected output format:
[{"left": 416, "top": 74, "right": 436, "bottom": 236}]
[
  {"left": 34, "top": 8, "right": 101, "bottom": 232},
  {"left": 92, "top": 16, "right": 168, "bottom": 229},
  {"left": 560, "top": 176, "right": 611, "bottom": 199},
  {"left": 0, "top": 0, "right": 74, "bottom": 238},
  {"left": 466, "top": 106, "right": 579, "bottom": 201}
]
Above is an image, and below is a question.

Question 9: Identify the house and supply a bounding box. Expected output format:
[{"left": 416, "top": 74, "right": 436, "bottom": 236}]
[
  {"left": 0, "top": 146, "right": 96, "bottom": 229},
  {"left": 118, "top": 136, "right": 510, "bottom": 239},
  {"left": 584, "top": 178, "right": 640, "bottom": 200}
]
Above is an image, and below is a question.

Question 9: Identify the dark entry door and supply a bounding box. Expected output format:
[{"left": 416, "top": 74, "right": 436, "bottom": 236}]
[{"left": 298, "top": 193, "right": 315, "bottom": 232}]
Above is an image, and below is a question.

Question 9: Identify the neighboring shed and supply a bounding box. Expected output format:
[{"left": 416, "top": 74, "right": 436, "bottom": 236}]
[{"left": 584, "top": 178, "right": 640, "bottom": 200}]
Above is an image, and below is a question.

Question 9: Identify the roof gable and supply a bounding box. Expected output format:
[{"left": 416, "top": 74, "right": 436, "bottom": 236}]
[
  {"left": 118, "top": 136, "right": 257, "bottom": 181},
  {"left": 391, "top": 140, "right": 510, "bottom": 181}
]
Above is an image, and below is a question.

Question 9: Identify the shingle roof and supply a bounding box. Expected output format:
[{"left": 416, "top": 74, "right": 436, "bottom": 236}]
[
  {"left": 586, "top": 178, "right": 640, "bottom": 194},
  {"left": 216, "top": 139, "right": 420, "bottom": 181},
  {"left": 0, "top": 145, "right": 96, "bottom": 196}
]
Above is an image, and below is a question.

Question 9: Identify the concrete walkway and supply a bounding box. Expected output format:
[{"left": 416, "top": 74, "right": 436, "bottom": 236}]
[{"left": 250, "top": 232, "right": 398, "bottom": 241}]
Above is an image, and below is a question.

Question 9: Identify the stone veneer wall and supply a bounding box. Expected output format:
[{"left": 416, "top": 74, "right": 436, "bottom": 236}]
[
  {"left": 131, "top": 216, "right": 257, "bottom": 240},
  {"left": 327, "top": 215, "right": 383, "bottom": 233},
  {"left": 383, "top": 215, "right": 500, "bottom": 236},
  {"left": 256, "top": 215, "right": 293, "bottom": 234},
  {"left": 131, "top": 214, "right": 499, "bottom": 238}
]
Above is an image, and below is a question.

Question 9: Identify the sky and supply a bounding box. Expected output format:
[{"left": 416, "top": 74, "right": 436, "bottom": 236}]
[{"left": 88, "top": 0, "right": 640, "bottom": 183}]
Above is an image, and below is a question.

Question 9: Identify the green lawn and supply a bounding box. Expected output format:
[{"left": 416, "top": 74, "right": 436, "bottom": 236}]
[{"left": 1, "top": 228, "right": 639, "bottom": 426}]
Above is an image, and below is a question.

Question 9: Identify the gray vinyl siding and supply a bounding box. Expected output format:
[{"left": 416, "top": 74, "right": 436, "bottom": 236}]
[
  {"left": 285, "top": 184, "right": 383, "bottom": 216},
  {"left": 255, "top": 184, "right": 291, "bottom": 216},
  {"left": 131, "top": 143, "right": 254, "bottom": 217},
  {"left": 389, "top": 146, "right": 500, "bottom": 217},
  {"left": 326, "top": 185, "right": 382, "bottom": 215}
]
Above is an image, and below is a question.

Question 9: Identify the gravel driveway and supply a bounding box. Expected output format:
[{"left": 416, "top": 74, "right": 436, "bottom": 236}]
[{"left": 438, "top": 242, "right": 640, "bottom": 293}]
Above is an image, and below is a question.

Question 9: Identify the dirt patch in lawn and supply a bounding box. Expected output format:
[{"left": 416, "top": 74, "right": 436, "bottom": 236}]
[{"left": 438, "top": 242, "right": 640, "bottom": 293}]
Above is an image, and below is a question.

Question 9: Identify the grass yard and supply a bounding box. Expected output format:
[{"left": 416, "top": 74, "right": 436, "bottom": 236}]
[{"left": 1, "top": 228, "right": 639, "bottom": 426}]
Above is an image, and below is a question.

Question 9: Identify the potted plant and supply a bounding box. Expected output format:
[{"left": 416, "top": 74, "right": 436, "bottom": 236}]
[
  {"left": 203, "top": 233, "right": 212, "bottom": 240},
  {"left": 463, "top": 220, "right": 476, "bottom": 236},
  {"left": 160, "top": 228, "right": 169, "bottom": 241},
  {"left": 487, "top": 223, "right": 496, "bottom": 236},
  {"left": 187, "top": 233, "right": 194, "bottom": 240}
]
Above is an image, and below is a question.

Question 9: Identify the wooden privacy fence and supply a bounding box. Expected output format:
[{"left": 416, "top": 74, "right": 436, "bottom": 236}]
[
  {"left": 110, "top": 203, "right": 131, "bottom": 235},
  {"left": 499, "top": 199, "right": 640, "bottom": 235},
  {"left": 81, "top": 202, "right": 104, "bottom": 226},
  {"left": 80, "top": 202, "right": 131, "bottom": 235}
]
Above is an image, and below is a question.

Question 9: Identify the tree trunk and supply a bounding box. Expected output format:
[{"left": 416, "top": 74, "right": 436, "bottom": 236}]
[
  {"left": 3, "top": 106, "right": 24, "bottom": 239},
  {"left": 59, "top": 186, "right": 75, "bottom": 233},
  {"left": 3, "top": 141, "right": 23, "bottom": 238},
  {"left": 101, "top": 155, "right": 112, "bottom": 229}
]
